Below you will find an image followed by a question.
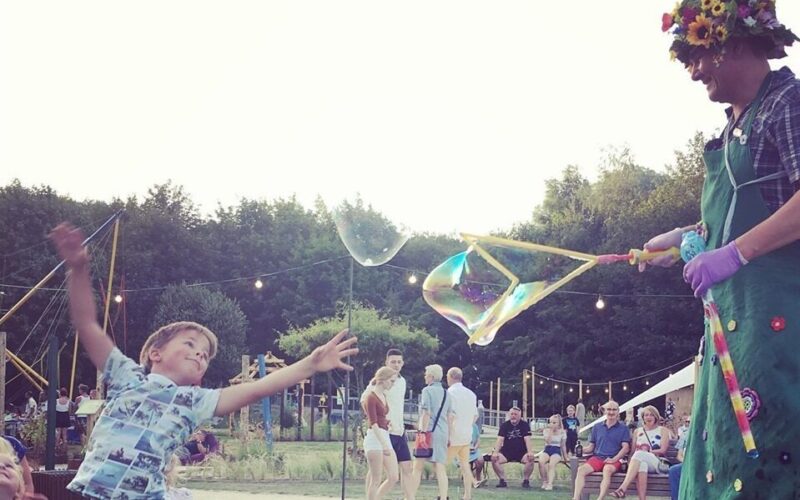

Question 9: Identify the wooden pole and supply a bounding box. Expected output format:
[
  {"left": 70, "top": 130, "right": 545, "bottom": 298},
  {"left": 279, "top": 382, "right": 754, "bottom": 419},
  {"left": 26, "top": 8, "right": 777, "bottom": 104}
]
[
  {"left": 0, "top": 332, "right": 6, "bottom": 425},
  {"left": 489, "top": 381, "right": 493, "bottom": 415},
  {"left": 257, "top": 354, "right": 273, "bottom": 454},
  {"left": 296, "top": 383, "right": 303, "bottom": 441},
  {"left": 96, "top": 220, "right": 121, "bottom": 400},
  {"left": 579, "top": 379, "right": 583, "bottom": 401},
  {"left": 522, "top": 371, "right": 528, "bottom": 420},
  {"left": 496, "top": 377, "right": 501, "bottom": 428},
  {"left": 310, "top": 377, "right": 315, "bottom": 441},
  {"left": 531, "top": 365, "right": 535, "bottom": 422},
  {"left": 608, "top": 381, "right": 612, "bottom": 400},
  {"left": 45, "top": 336, "right": 58, "bottom": 470},
  {"left": 240, "top": 355, "right": 250, "bottom": 442}
]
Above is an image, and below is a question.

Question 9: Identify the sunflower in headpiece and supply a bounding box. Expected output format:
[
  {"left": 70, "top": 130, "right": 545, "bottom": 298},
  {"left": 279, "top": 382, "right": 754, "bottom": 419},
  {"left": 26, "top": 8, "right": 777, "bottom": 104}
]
[{"left": 661, "top": 0, "right": 799, "bottom": 63}]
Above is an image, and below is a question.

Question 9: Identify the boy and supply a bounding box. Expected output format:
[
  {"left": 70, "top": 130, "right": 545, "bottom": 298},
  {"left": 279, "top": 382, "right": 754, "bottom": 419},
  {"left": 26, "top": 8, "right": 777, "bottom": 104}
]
[
  {"left": 51, "top": 223, "right": 358, "bottom": 499},
  {"left": 562, "top": 405, "right": 580, "bottom": 456}
]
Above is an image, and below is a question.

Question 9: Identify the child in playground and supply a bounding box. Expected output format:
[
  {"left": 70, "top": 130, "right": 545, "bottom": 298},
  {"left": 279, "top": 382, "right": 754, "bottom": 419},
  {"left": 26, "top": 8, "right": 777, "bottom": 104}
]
[{"left": 50, "top": 223, "right": 358, "bottom": 499}]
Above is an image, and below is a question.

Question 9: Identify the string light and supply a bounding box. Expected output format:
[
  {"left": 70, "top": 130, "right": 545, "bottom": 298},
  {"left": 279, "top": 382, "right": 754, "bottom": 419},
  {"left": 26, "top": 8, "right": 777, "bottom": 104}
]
[
  {"left": 645, "top": 380, "right": 650, "bottom": 386},
  {"left": 408, "top": 274, "right": 418, "bottom": 284},
  {"left": 623, "top": 384, "right": 627, "bottom": 391},
  {"left": 113, "top": 294, "right": 123, "bottom": 303},
  {"left": 595, "top": 295, "right": 605, "bottom": 310},
  {"left": 254, "top": 279, "right": 264, "bottom": 289},
  {"left": 586, "top": 388, "right": 590, "bottom": 393},
  {"left": 569, "top": 387, "right": 573, "bottom": 393},
  {"left": 554, "top": 384, "right": 558, "bottom": 389}
]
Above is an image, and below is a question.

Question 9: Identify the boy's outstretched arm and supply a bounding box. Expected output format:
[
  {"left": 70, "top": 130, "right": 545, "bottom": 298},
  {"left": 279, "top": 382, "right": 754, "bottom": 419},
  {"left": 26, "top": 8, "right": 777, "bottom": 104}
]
[
  {"left": 50, "top": 223, "right": 114, "bottom": 371},
  {"left": 214, "top": 329, "right": 357, "bottom": 416}
]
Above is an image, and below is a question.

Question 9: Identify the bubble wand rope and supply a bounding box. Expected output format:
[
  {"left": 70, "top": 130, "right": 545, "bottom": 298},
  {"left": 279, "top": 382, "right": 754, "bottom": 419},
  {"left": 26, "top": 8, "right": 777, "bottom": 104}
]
[{"left": 680, "top": 231, "right": 758, "bottom": 458}]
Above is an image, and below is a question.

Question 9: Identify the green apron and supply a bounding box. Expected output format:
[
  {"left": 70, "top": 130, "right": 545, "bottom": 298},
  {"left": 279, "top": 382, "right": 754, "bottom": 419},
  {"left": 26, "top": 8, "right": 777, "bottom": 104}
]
[{"left": 680, "top": 74, "right": 800, "bottom": 499}]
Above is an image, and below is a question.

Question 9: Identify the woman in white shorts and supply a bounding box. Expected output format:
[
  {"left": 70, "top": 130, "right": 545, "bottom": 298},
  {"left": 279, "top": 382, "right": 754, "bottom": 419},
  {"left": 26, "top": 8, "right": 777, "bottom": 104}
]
[
  {"left": 362, "top": 366, "right": 399, "bottom": 500},
  {"left": 612, "top": 405, "right": 671, "bottom": 499}
]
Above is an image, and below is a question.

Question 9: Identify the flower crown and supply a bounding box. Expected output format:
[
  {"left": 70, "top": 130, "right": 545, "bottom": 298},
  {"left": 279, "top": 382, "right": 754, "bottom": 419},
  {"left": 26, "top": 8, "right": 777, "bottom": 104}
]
[{"left": 662, "top": 0, "right": 798, "bottom": 63}]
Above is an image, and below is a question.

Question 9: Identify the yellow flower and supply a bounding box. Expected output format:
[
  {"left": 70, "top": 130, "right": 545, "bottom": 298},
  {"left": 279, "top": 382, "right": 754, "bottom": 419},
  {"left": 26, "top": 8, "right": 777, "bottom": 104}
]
[
  {"left": 701, "top": 0, "right": 714, "bottom": 11},
  {"left": 710, "top": 1, "right": 726, "bottom": 16},
  {"left": 670, "top": 50, "right": 678, "bottom": 62},
  {"left": 671, "top": 1, "right": 681, "bottom": 18},
  {"left": 687, "top": 14, "right": 714, "bottom": 47},
  {"left": 714, "top": 24, "right": 729, "bottom": 42}
]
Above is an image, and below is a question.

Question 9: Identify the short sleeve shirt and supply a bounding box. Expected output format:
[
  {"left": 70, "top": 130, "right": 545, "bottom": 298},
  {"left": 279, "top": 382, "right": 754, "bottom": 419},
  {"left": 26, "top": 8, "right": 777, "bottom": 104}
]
[
  {"left": 447, "top": 383, "right": 477, "bottom": 446},
  {"left": 563, "top": 416, "right": 580, "bottom": 433},
  {"left": 67, "top": 348, "right": 220, "bottom": 499},
  {"left": 498, "top": 419, "right": 531, "bottom": 459},
  {"left": 385, "top": 375, "right": 406, "bottom": 436},
  {"left": 589, "top": 421, "right": 631, "bottom": 459}
]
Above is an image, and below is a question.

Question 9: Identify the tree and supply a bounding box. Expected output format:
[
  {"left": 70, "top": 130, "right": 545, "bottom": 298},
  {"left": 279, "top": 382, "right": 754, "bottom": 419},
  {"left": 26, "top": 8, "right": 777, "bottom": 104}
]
[
  {"left": 150, "top": 285, "right": 248, "bottom": 387},
  {"left": 277, "top": 303, "right": 438, "bottom": 392}
]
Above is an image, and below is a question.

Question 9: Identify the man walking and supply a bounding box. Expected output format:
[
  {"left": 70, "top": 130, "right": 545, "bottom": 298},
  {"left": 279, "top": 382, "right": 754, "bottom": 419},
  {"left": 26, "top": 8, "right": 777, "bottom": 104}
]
[
  {"left": 384, "top": 348, "right": 413, "bottom": 499},
  {"left": 447, "top": 367, "right": 478, "bottom": 499}
]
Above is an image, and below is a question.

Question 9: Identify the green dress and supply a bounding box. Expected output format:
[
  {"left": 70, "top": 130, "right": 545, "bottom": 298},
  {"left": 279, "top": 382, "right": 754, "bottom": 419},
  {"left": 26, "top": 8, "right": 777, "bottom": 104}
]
[{"left": 680, "top": 74, "right": 800, "bottom": 499}]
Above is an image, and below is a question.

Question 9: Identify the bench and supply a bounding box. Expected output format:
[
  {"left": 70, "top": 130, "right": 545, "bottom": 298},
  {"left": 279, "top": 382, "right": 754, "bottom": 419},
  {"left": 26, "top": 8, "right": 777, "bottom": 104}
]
[{"left": 569, "top": 439, "right": 678, "bottom": 500}]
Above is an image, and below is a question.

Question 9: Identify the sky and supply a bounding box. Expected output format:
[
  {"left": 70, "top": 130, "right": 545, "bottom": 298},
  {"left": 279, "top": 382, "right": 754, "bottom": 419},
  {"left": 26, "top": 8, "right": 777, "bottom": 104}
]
[{"left": 3, "top": 1, "right": 800, "bottom": 236}]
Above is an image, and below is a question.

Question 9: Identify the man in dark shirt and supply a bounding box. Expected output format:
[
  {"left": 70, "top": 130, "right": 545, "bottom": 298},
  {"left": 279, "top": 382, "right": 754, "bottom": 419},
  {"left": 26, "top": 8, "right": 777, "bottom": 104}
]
[
  {"left": 490, "top": 406, "right": 535, "bottom": 488},
  {"left": 571, "top": 401, "right": 631, "bottom": 500}
]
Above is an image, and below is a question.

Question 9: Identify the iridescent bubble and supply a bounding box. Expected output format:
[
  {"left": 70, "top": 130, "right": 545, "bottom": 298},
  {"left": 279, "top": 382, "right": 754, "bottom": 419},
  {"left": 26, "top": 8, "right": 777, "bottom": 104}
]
[
  {"left": 333, "top": 200, "right": 410, "bottom": 267},
  {"left": 423, "top": 240, "right": 581, "bottom": 345}
]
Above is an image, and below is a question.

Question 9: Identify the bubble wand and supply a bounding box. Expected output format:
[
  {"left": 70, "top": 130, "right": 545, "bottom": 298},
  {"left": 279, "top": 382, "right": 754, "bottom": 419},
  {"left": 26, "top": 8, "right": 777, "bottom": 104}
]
[{"left": 679, "top": 231, "right": 758, "bottom": 458}]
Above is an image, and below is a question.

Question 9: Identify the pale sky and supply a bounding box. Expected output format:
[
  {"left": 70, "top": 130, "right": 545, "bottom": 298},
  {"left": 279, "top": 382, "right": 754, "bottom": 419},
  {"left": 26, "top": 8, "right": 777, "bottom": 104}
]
[{"left": 2, "top": 1, "right": 800, "bottom": 235}]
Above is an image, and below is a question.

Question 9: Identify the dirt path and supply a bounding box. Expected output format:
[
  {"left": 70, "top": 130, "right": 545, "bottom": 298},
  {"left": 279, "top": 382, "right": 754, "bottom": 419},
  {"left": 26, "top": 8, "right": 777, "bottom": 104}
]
[{"left": 189, "top": 489, "right": 334, "bottom": 499}]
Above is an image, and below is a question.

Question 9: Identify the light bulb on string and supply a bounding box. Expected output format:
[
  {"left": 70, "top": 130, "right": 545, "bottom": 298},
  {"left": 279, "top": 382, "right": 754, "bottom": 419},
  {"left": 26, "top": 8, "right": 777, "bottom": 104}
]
[
  {"left": 569, "top": 387, "right": 573, "bottom": 393},
  {"left": 408, "top": 274, "right": 418, "bottom": 285},
  {"left": 623, "top": 384, "right": 627, "bottom": 391},
  {"left": 586, "top": 388, "right": 590, "bottom": 393},
  {"left": 595, "top": 295, "right": 605, "bottom": 310},
  {"left": 645, "top": 380, "right": 650, "bottom": 386},
  {"left": 113, "top": 294, "right": 123, "bottom": 304},
  {"left": 539, "top": 380, "right": 544, "bottom": 385},
  {"left": 554, "top": 384, "right": 558, "bottom": 389},
  {"left": 254, "top": 278, "right": 264, "bottom": 289}
]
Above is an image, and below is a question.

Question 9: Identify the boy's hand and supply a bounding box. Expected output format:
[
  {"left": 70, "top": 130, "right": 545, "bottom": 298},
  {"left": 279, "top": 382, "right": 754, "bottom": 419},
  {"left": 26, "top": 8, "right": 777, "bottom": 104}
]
[
  {"left": 50, "top": 223, "right": 89, "bottom": 270},
  {"left": 306, "top": 329, "right": 358, "bottom": 373}
]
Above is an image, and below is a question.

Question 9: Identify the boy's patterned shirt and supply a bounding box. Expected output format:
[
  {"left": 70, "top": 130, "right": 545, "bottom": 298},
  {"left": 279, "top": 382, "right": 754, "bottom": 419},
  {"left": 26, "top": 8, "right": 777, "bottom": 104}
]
[{"left": 67, "top": 348, "right": 220, "bottom": 499}]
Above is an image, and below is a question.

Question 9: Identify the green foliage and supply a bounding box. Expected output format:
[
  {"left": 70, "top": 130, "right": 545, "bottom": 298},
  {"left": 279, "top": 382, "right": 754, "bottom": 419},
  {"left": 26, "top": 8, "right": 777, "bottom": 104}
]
[
  {"left": 150, "top": 285, "right": 248, "bottom": 386},
  {"left": 278, "top": 303, "right": 438, "bottom": 389}
]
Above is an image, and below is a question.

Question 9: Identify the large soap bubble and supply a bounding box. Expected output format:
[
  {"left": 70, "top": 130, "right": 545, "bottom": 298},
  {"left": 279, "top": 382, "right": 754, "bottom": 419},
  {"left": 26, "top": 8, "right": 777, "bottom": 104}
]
[
  {"left": 333, "top": 200, "right": 410, "bottom": 267},
  {"left": 423, "top": 238, "right": 586, "bottom": 345}
]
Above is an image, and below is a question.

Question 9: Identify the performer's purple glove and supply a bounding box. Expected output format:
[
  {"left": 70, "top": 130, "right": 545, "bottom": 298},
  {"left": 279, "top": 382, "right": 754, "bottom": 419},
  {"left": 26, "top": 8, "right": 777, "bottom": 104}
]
[{"left": 683, "top": 241, "right": 747, "bottom": 298}]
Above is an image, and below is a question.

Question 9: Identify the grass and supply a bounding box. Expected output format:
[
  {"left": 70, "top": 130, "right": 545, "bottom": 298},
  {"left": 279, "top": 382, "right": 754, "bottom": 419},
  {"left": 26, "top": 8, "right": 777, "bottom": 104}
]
[
  {"left": 183, "top": 432, "right": 576, "bottom": 498},
  {"left": 187, "top": 479, "right": 574, "bottom": 499}
]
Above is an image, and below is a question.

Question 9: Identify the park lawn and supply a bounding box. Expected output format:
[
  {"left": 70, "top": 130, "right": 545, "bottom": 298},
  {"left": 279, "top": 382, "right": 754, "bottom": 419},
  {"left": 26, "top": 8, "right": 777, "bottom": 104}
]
[
  {"left": 190, "top": 434, "right": 576, "bottom": 498},
  {"left": 187, "top": 479, "right": 574, "bottom": 499}
]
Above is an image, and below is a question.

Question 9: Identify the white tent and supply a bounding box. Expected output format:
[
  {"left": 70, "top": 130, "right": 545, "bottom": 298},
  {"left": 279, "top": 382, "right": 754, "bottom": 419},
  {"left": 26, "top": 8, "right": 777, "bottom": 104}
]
[{"left": 579, "top": 362, "right": 695, "bottom": 434}]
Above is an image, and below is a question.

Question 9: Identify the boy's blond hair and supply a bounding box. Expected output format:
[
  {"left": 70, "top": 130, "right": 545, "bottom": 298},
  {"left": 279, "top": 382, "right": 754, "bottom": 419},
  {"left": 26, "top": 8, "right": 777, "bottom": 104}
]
[
  {"left": 0, "top": 440, "right": 23, "bottom": 497},
  {"left": 139, "top": 321, "right": 218, "bottom": 371}
]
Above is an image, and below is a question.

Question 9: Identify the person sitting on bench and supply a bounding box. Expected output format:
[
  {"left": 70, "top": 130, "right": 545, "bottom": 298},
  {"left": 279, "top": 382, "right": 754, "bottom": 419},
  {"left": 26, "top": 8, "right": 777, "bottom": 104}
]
[
  {"left": 490, "top": 406, "right": 535, "bottom": 489},
  {"left": 572, "top": 401, "right": 631, "bottom": 500}
]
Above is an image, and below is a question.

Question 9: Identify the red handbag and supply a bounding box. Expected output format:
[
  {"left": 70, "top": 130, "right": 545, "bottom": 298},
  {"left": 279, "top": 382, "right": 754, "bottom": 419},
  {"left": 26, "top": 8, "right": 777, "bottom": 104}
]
[{"left": 413, "top": 431, "right": 433, "bottom": 458}]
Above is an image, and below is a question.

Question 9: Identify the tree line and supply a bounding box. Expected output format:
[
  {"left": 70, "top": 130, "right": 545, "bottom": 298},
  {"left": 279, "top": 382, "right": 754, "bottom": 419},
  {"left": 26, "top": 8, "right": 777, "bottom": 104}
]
[{"left": 0, "top": 133, "right": 707, "bottom": 414}]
